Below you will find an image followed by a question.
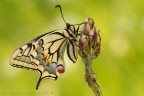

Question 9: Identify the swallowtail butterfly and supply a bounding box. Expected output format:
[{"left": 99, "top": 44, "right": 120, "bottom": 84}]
[{"left": 10, "top": 5, "right": 83, "bottom": 89}]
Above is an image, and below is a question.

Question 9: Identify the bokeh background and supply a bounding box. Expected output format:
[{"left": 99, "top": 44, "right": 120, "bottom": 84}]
[{"left": 0, "top": 0, "right": 144, "bottom": 96}]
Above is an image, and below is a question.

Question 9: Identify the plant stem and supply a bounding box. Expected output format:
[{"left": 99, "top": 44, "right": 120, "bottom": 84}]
[
  {"left": 80, "top": 51, "right": 101, "bottom": 96},
  {"left": 79, "top": 18, "right": 101, "bottom": 96}
]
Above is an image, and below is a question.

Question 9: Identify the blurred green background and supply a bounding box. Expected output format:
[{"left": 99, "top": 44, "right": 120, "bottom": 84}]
[{"left": 0, "top": 0, "right": 144, "bottom": 96}]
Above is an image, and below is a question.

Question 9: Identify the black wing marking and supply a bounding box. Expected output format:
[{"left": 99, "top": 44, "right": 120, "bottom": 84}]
[{"left": 67, "top": 40, "right": 78, "bottom": 63}]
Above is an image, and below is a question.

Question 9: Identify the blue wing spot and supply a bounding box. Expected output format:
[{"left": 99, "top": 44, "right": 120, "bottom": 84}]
[
  {"left": 40, "top": 46, "right": 44, "bottom": 51},
  {"left": 51, "top": 62, "right": 57, "bottom": 68},
  {"left": 40, "top": 53, "right": 44, "bottom": 59},
  {"left": 39, "top": 39, "right": 44, "bottom": 45},
  {"left": 45, "top": 66, "right": 50, "bottom": 70},
  {"left": 48, "top": 62, "right": 57, "bottom": 74}
]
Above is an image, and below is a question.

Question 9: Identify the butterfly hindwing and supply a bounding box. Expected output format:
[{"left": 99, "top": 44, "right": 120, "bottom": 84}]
[{"left": 67, "top": 40, "right": 78, "bottom": 63}]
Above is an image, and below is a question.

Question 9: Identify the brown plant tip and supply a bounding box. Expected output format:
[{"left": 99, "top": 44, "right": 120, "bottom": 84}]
[
  {"left": 79, "top": 18, "right": 101, "bottom": 96},
  {"left": 79, "top": 34, "right": 89, "bottom": 52},
  {"left": 81, "top": 22, "right": 91, "bottom": 35},
  {"left": 79, "top": 18, "right": 101, "bottom": 58},
  {"left": 85, "top": 18, "right": 94, "bottom": 29}
]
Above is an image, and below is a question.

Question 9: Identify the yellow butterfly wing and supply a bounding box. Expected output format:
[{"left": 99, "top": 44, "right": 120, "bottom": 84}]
[{"left": 10, "top": 30, "right": 72, "bottom": 89}]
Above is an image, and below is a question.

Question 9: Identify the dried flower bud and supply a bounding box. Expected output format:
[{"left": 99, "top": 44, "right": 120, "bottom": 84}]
[
  {"left": 85, "top": 18, "right": 94, "bottom": 29},
  {"left": 92, "top": 44, "right": 100, "bottom": 59},
  {"left": 92, "top": 26, "right": 100, "bottom": 47},
  {"left": 79, "top": 18, "right": 101, "bottom": 59},
  {"left": 81, "top": 22, "right": 91, "bottom": 35},
  {"left": 79, "top": 34, "right": 89, "bottom": 53},
  {"left": 89, "top": 27, "right": 96, "bottom": 46},
  {"left": 90, "top": 26, "right": 100, "bottom": 47},
  {"left": 91, "top": 26, "right": 101, "bottom": 59},
  {"left": 81, "top": 18, "right": 95, "bottom": 35}
]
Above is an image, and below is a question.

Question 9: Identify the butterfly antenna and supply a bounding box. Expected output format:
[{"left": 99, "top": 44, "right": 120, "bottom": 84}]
[{"left": 55, "top": 5, "right": 67, "bottom": 24}]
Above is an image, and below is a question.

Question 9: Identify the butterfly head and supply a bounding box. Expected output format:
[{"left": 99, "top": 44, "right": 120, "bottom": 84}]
[
  {"left": 55, "top": 5, "right": 84, "bottom": 36},
  {"left": 66, "top": 23, "right": 71, "bottom": 29}
]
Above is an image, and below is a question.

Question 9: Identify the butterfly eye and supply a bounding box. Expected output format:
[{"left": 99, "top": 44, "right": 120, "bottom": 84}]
[
  {"left": 66, "top": 23, "right": 71, "bottom": 28},
  {"left": 57, "top": 65, "right": 65, "bottom": 73}
]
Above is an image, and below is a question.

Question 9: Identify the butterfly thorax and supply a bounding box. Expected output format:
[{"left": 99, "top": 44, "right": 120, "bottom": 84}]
[{"left": 65, "top": 24, "right": 78, "bottom": 41}]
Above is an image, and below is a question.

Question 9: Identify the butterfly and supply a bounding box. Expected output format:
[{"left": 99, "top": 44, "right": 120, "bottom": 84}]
[{"left": 10, "top": 5, "right": 83, "bottom": 89}]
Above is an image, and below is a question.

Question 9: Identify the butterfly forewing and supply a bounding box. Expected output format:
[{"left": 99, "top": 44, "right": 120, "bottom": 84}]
[
  {"left": 11, "top": 30, "right": 70, "bottom": 73},
  {"left": 11, "top": 43, "right": 37, "bottom": 70}
]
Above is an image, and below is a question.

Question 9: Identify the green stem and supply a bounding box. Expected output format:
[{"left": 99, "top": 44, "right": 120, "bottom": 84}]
[{"left": 80, "top": 51, "right": 101, "bottom": 96}]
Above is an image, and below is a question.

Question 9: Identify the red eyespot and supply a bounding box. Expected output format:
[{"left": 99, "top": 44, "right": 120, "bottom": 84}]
[{"left": 57, "top": 65, "right": 65, "bottom": 73}]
